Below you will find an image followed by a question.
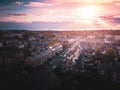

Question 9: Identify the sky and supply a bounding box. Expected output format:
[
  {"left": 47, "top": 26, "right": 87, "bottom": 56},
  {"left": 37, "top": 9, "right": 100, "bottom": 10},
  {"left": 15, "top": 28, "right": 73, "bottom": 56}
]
[{"left": 0, "top": 0, "right": 120, "bottom": 30}]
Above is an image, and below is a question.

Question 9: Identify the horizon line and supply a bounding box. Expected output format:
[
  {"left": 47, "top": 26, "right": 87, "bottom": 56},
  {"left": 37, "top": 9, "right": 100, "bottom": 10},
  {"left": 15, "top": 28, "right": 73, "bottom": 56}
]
[{"left": 0, "top": 29, "right": 120, "bottom": 31}]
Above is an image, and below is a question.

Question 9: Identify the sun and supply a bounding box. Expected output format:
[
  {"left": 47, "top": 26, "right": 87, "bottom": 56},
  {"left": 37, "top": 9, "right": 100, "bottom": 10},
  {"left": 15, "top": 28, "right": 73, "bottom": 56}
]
[{"left": 78, "top": 6, "right": 100, "bottom": 20}]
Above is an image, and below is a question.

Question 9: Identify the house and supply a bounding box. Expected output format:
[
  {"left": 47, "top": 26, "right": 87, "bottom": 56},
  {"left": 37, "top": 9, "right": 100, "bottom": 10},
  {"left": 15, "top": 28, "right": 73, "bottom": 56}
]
[
  {"left": 115, "top": 35, "right": 120, "bottom": 41},
  {"left": 50, "top": 44, "right": 63, "bottom": 56},
  {"left": 24, "top": 49, "right": 52, "bottom": 67},
  {"left": 18, "top": 44, "right": 25, "bottom": 49},
  {"left": 24, "top": 44, "right": 63, "bottom": 67},
  {"left": 29, "top": 36, "right": 36, "bottom": 41}
]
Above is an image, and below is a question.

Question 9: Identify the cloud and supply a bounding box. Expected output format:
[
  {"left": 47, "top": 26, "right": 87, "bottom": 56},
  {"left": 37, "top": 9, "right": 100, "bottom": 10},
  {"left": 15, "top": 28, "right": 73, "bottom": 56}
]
[
  {"left": 24, "top": 2, "right": 52, "bottom": 7},
  {"left": 113, "top": 17, "right": 120, "bottom": 23},
  {"left": 0, "top": 13, "right": 28, "bottom": 17},
  {"left": 99, "top": 15, "right": 114, "bottom": 19},
  {"left": 12, "top": 1, "right": 23, "bottom": 5},
  {"left": 113, "top": 1, "right": 120, "bottom": 6},
  {"left": 0, "top": 13, "right": 30, "bottom": 23},
  {"left": 10, "top": 13, "right": 28, "bottom": 16},
  {"left": 100, "top": 15, "right": 120, "bottom": 24},
  {"left": 50, "top": 0, "right": 120, "bottom": 3},
  {"left": 99, "top": 15, "right": 120, "bottom": 30},
  {"left": 0, "top": 0, "right": 120, "bottom": 30}
]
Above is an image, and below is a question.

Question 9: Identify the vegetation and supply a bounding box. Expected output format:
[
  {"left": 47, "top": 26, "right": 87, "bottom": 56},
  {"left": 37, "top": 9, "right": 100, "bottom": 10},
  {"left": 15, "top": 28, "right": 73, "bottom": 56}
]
[
  {"left": 93, "top": 48, "right": 103, "bottom": 61},
  {"left": 105, "top": 48, "right": 116, "bottom": 63},
  {"left": 92, "top": 47, "right": 116, "bottom": 64}
]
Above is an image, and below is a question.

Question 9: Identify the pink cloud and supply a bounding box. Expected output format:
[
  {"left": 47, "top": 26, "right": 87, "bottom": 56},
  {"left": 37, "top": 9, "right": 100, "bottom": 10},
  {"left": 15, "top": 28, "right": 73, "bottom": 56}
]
[
  {"left": 12, "top": 1, "right": 23, "bottom": 5},
  {"left": 49, "top": 0, "right": 119, "bottom": 3}
]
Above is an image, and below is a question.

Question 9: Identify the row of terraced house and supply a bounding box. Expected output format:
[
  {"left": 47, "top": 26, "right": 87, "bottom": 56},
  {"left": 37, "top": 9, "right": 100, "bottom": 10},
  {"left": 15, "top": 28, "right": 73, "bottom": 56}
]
[{"left": 24, "top": 44, "right": 63, "bottom": 67}]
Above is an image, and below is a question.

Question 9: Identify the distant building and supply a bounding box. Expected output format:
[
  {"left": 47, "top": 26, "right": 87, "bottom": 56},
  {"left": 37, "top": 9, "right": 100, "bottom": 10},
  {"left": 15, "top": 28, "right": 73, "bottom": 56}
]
[
  {"left": 115, "top": 35, "right": 120, "bottom": 41},
  {"left": 29, "top": 36, "right": 36, "bottom": 41}
]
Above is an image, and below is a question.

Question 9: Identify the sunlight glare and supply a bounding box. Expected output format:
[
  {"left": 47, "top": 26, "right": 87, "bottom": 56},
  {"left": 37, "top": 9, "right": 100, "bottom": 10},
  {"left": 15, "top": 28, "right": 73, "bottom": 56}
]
[{"left": 78, "top": 6, "right": 100, "bottom": 20}]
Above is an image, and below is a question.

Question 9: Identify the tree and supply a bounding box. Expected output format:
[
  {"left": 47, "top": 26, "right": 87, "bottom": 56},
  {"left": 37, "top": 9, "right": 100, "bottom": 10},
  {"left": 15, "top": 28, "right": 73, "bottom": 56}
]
[
  {"left": 24, "top": 41, "right": 32, "bottom": 57},
  {"left": 105, "top": 48, "right": 115, "bottom": 63},
  {"left": 62, "top": 43, "right": 70, "bottom": 49},
  {"left": 93, "top": 48, "right": 103, "bottom": 61},
  {"left": 92, "top": 48, "right": 104, "bottom": 65}
]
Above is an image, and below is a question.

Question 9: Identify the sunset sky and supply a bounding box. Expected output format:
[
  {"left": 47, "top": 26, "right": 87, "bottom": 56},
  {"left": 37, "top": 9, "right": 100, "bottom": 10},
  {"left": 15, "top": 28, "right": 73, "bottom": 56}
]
[{"left": 0, "top": 0, "right": 120, "bottom": 30}]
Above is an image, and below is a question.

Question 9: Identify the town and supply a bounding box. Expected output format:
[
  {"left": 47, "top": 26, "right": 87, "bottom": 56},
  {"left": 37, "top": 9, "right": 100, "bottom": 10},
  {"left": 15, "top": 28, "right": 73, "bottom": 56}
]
[{"left": 0, "top": 30, "right": 120, "bottom": 90}]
